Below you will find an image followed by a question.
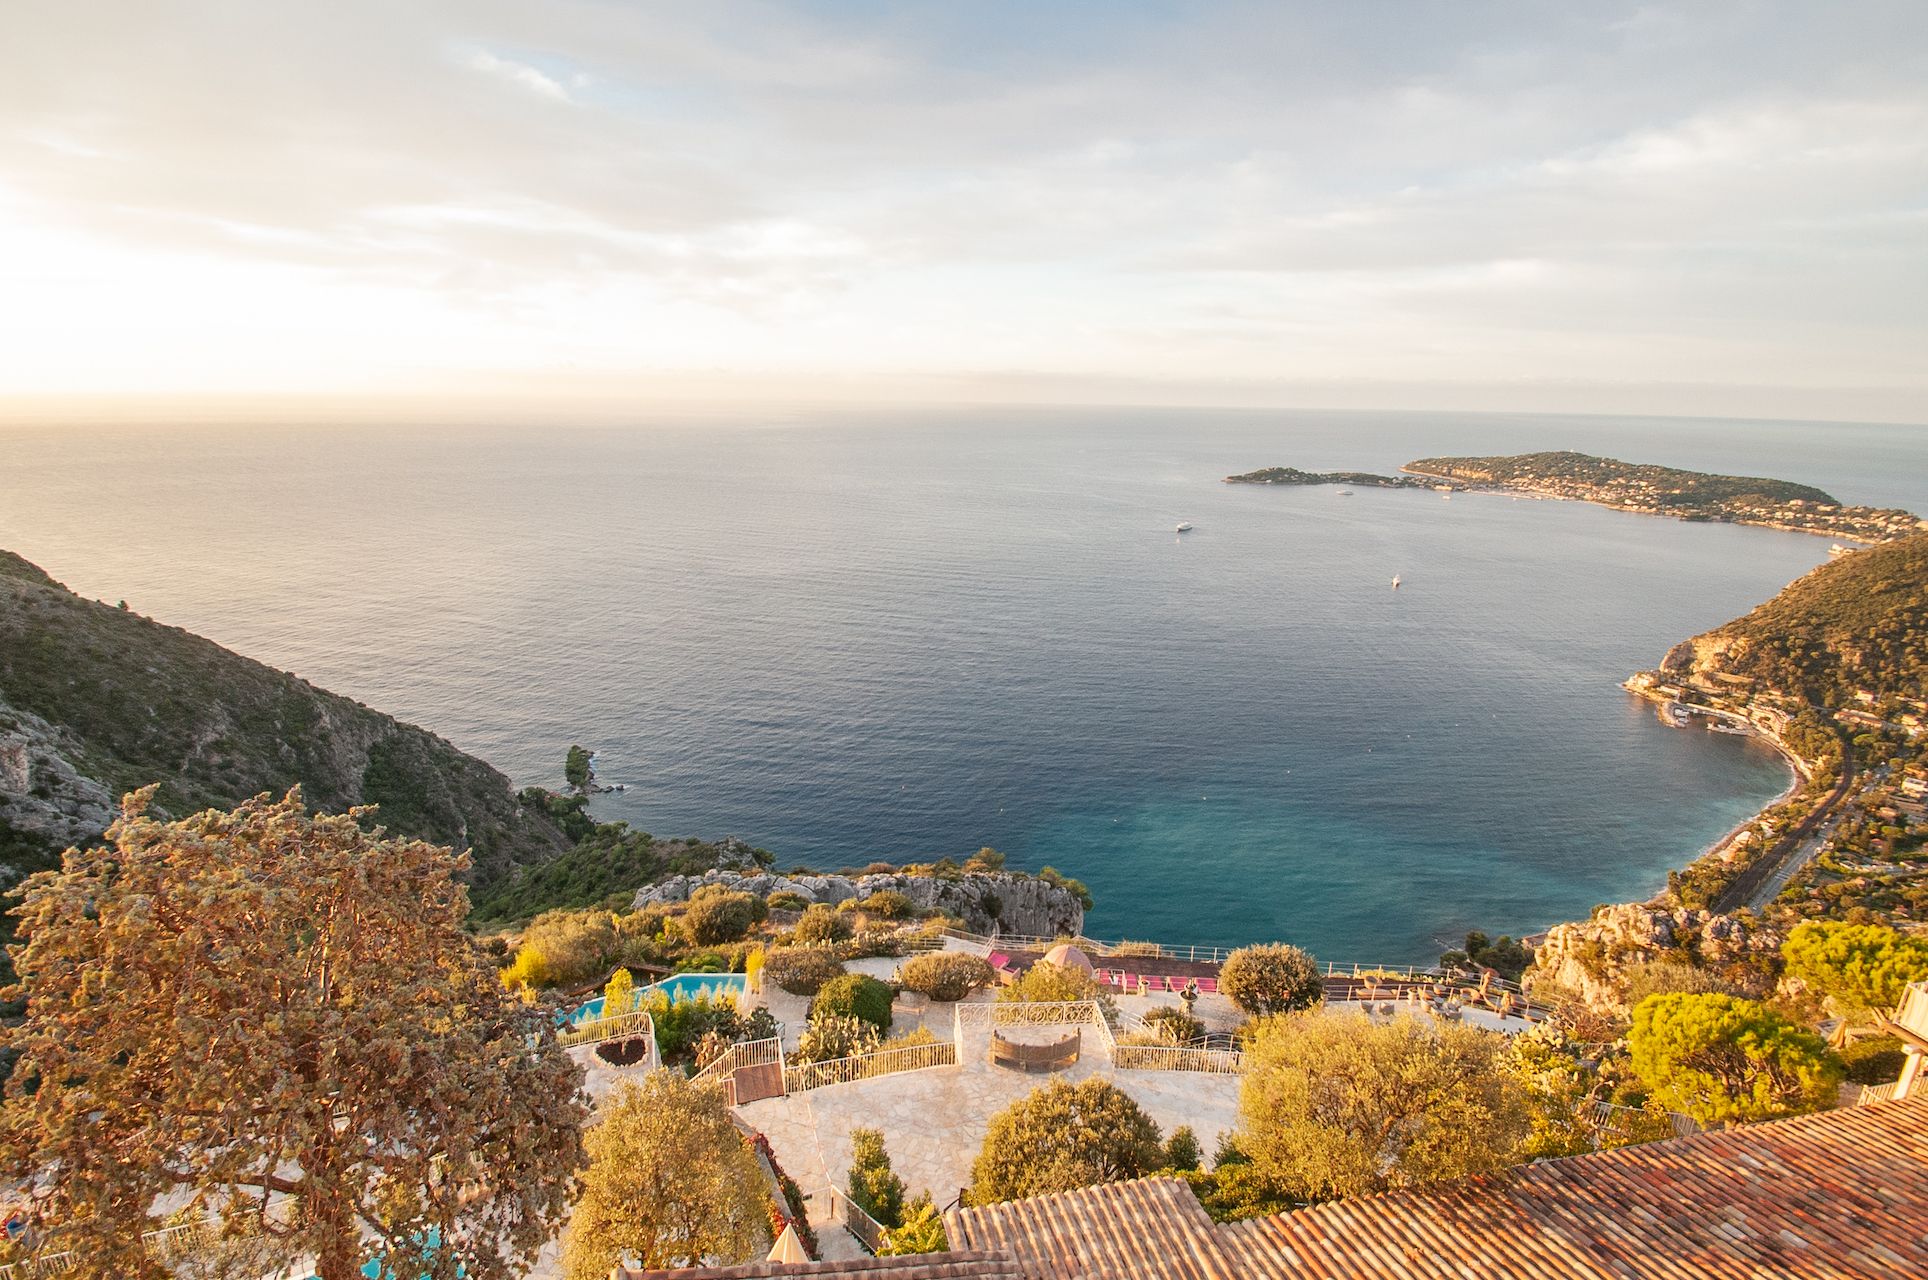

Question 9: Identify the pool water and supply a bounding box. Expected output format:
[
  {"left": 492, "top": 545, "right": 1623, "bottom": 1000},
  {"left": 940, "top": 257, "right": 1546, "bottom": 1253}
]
[{"left": 568, "top": 971, "right": 747, "bottom": 1024}]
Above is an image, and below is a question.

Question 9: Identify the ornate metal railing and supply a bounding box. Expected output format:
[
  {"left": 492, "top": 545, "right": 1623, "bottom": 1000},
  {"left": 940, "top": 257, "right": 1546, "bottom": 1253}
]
[
  {"left": 0, "top": 1207, "right": 294, "bottom": 1280},
  {"left": 784, "top": 1039, "right": 957, "bottom": 1093}
]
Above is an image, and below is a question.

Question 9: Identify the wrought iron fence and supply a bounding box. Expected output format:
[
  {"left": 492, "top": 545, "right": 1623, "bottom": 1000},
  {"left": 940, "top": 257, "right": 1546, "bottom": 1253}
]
[{"left": 784, "top": 1039, "right": 957, "bottom": 1093}]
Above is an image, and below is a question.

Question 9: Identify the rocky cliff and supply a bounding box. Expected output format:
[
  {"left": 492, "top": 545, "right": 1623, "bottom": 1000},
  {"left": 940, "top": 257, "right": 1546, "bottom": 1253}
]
[
  {"left": 0, "top": 551, "right": 568, "bottom": 885},
  {"left": 1530, "top": 903, "right": 1781, "bottom": 1013},
  {"left": 635, "top": 867, "right": 1086, "bottom": 937}
]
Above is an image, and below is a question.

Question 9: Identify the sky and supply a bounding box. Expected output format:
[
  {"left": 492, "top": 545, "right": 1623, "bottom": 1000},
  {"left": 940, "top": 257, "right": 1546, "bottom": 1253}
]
[{"left": 2, "top": 1, "right": 1926, "bottom": 423}]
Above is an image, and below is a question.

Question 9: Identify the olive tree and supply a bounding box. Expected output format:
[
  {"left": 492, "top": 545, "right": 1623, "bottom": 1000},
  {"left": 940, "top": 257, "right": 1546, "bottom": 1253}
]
[
  {"left": 0, "top": 790, "right": 588, "bottom": 1280},
  {"left": 1237, "top": 1011, "right": 1528, "bottom": 1202},
  {"left": 968, "top": 1078, "right": 1163, "bottom": 1204},
  {"left": 562, "top": 1074, "right": 770, "bottom": 1277},
  {"left": 1218, "top": 944, "right": 1324, "bottom": 1016},
  {"left": 898, "top": 952, "right": 994, "bottom": 1002}
]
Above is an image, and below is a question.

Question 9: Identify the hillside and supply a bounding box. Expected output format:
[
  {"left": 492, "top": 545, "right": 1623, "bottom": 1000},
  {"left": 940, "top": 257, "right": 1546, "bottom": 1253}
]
[
  {"left": 0, "top": 551, "right": 568, "bottom": 885},
  {"left": 1657, "top": 532, "right": 1928, "bottom": 707},
  {"left": 1406, "top": 451, "right": 1839, "bottom": 506}
]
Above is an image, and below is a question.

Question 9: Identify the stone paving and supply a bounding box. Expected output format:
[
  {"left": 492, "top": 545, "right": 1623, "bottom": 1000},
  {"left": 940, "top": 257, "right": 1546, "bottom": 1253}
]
[{"left": 735, "top": 1025, "right": 1241, "bottom": 1217}]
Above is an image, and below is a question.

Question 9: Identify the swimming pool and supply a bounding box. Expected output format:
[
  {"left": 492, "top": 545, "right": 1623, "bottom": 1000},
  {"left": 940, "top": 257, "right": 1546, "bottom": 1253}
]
[{"left": 568, "top": 971, "right": 748, "bottom": 1024}]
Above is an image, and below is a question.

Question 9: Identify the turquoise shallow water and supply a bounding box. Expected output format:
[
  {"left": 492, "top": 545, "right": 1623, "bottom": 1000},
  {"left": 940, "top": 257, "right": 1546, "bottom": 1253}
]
[{"left": 5, "top": 408, "right": 1925, "bottom": 962}]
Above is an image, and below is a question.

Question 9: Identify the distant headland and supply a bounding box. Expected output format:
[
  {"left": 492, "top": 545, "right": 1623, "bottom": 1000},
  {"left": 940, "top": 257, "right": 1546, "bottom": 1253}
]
[{"left": 1227, "top": 450, "right": 1925, "bottom": 545}]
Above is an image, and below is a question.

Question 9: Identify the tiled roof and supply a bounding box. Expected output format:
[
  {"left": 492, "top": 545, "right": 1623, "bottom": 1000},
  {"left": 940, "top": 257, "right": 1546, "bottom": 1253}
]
[
  {"left": 945, "top": 1096, "right": 1928, "bottom": 1280},
  {"left": 616, "top": 1253, "right": 1026, "bottom": 1280},
  {"left": 1224, "top": 1095, "right": 1928, "bottom": 1279},
  {"left": 944, "top": 1177, "right": 1238, "bottom": 1280}
]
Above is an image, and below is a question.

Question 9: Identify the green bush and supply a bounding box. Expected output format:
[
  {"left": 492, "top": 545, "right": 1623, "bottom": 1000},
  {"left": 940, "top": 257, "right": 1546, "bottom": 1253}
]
[
  {"left": 1219, "top": 944, "right": 1324, "bottom": 1016},
  {"left": 1840, "top": 1035, "right": 1907, "bottom": 1085},
  {"left": 683, "top": 887, "right": 765, "bottom": 946},
  {"left": 968, "top": 1078, "right": 1163, "bottom": 1205},
  {"left": 1138, "top": 1006, "right": 1205, "bottom": 1045},
  {"left": 794, "top": 903, "right": 854, "bottom": 946},
  {"left": 846, "top": 1127, "right": 907, "bottom": 1228},
  {"left": 767, "top": 891, "right": 810, "bottom": 911},
  {"left": 859, "top": 889, "right": 915, "bottom": 919},
  {"left": 793, "top": 1013, "right": 881, "bottom": 1064},
  {"left": 1161, "top": 1126, "right": 1202, "bottom": 1172},
  {"left": 1629, "top": 993, "right": 1842, "bottom": 1127},
  {"left": 812, "top": 973, "right": 894, "bottom": 1031},
  {"left": 762, "top": 946, "right": 847, "bottom": 996},
  {"left": 899, "top": 952, "right": 995, "bottom": 1002}
]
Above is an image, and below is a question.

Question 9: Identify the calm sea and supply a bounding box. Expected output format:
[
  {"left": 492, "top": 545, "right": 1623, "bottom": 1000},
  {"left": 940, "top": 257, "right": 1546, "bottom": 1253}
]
[{"left": 6, "top": 408, "right": 1926, "bottom": 961}]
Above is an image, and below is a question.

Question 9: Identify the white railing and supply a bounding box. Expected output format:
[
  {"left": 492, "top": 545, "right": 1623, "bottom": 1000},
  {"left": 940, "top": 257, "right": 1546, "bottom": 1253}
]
[
  {"left": 1584, "top": 1100, "right": 1700, "bottom": 1141},
  {"left": 824, "top": 1186, "right": 890, "bottom": 1254},
  {"left": 690, "top": 1035, "right": 784, "bottom": 1090},
  {"left": 1111, "top": 1042, "right": 1244, "bottom": 1073},
  {"left": 0, "top": 1208, "right": 293, "bottom": 1280},
  {"left": 1892, "top": 979, "right": 1928, "bottom": 1040},
  {"left": 1846, "top": 1080, "right": 1903, "bottom": 1106},
  {"left": 557, "top": 1009, "right": 656, "bottom": 1054},
  {"left": 784, "top": 1039, "right": 957, "bottom": 1093}
]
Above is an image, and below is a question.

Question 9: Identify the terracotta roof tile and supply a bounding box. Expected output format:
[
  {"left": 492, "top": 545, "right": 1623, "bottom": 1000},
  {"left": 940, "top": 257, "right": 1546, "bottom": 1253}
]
[
  {"left": 945, "top": 1097, "right": 1928, "bottom": 1280},
  {"left": 616, "top": 1252, "right": 1026, "bottom": 1279}
]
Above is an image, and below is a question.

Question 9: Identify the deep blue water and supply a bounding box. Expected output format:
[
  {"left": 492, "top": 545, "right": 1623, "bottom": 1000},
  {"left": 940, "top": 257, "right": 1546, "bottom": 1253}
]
[{"left": 5, "top": 407, "right": 1925, "bottom": 961}]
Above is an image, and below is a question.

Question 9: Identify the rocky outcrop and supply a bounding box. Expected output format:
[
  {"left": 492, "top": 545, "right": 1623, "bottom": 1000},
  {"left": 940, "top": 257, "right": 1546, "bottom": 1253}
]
[
  {"left": 1531, "top": 902, "right": 1780, "bottom": 1012},
  {"left": 634, "top": 868, "right": 1085, "bottom": 937},
  {"left": 0, "top": 700, "right": 115, "bottom": 849}
]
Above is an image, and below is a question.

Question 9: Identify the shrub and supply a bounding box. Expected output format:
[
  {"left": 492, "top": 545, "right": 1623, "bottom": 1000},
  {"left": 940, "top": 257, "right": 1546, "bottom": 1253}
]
[
  {"left": 603, "top": 967, "right": 637, "bottom": 1017},
  {"left": 767, "top": 891, "right": 810, "bottom": 911},
  {"left": 794, "top": 1013, "right": 881, "bottom": 1064},
  {"left": 507, "top": 909, "right": 620, "bottom": 989},
  {"left": 859, "top": 890, "right": 915, "bottom": 920},
  {"left": 1162, "top": 1126, "right": 1202, "bottom": 1172},
  {"left": 879, "top": 1194, "right": 946, "bottom": 1254},
  {"left": 899, "top": 952, "right": 995, "bottom": 1002},
  {"left": 1840, "top": 1035, "right": 1907, "bottom": 1085},
  {"left": 997, "top": 961, "right": 1114, "bottom": 1020},
  {"left": 1782, "top": 921, "right": 1928, "bottom": 1020},
  {"left": 762, "top": 946, "right": 847, "bottom": 996},
  {"left": 684, "top": 887, "right": 764, "bottom": 946},
  {"left": 1628, "top": 993, "right": 1842, "bottom": 1127},
  {"left": 812, "top": 974, "right": 895, "bottom": 1032},
  {"left": 1219, "top": 944, "right": 1323, "bottom": 1016},
  {"left": 846, "top": 1127, "right": 907, "bottom": 1228},
  {"left": 793, "top": 903, "right": 854, "bottom": 946},
  {"left": 968, "top": 1078, "right": 1163, "bottom": 1205},
  {"left": 963, "top": 847, "right": 1006, "bottom": 873},
  {"left": 1239, "top": 1011, "right": 1528, "bottom": 1201},
  {"left": 1138, "top": 1006, "right": 1205, "bottom": 1045},
  {"left": 1036, "top": 866, "right": 1094, "bottom": 910},
  {"left": 744, "top": 946, "right": 765, "bottom": 991},
  {"left": 840, "top": 929, "right": 906, "bottom": 961}
]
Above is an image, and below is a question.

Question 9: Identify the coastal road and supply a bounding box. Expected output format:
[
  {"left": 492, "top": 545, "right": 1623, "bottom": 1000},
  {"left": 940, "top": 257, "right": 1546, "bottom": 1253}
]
[{"left": 1719, "top": 731, "right": 1856, "bottom": 914}]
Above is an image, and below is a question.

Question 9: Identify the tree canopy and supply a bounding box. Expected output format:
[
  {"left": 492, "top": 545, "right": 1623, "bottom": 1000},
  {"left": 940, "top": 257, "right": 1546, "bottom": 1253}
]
[
  {"left": 1781, "top": 921, "right": 1928, "bottom": 1020},
  {"left": 562, "top": 1074, "right": 770, "bottom": 1278},
  {"left": 1236, "top": 1012, "right": 1528, "bottom": 1202},
  {"left": 968, "top": 1078, "right": 1163, "bottom": 1205},
  {"left": 0, "top": 789, "right": 587, "bottom": 1280},
  {"left": 1218, "top": 944, "right": 1324, "bottom": 1016},
  {"left": 1628, "top": 993, "right": 1842, "bottom": 1127}
]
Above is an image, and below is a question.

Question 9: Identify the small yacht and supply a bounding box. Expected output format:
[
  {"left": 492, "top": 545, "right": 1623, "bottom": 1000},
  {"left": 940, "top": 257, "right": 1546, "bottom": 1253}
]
[
  {"left": 1175, "top": 521, "right": 1194, "bottom": 532},
  {"left": 1391, "top": 574, "right": 1401, "bottom": 589},
  {"left": 1337, "top": 489, "right": 1354, "bottom": 497}
]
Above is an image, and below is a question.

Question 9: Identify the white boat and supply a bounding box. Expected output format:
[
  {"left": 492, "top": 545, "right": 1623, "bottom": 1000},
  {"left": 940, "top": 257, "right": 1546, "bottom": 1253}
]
[
  {"left": 1337, "top": 489, "right": 1354, "bottom": 497},
  {"left": 1175, "top": 522, "right": 1193, "bottom": 532},
  {"left": 1391, "top": 575, "right": 1401, "bottom": 588}
]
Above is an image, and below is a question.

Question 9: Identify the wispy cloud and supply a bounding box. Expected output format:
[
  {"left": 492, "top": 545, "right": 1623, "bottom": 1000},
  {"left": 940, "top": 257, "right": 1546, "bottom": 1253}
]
[{"left": 0, "top": 0, "right": 1924, "bottom": 420}]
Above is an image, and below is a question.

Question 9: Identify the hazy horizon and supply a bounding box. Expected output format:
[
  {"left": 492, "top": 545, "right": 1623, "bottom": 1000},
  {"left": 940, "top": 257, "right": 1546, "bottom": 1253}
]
[{"left": 4, "top": 2, "right": 1927, "bottom": 424}]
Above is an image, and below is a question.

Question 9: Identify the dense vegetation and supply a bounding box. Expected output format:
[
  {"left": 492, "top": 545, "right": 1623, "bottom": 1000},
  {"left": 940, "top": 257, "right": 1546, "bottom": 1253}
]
[
  {"left": 470, "top": 822, "right": 767, "bottom": 923},
  {"left": 0, "top": 551, "right": 567, "bottom": 887},
  {"left": 1665, "top": 532, "right": 1928, "bottom": 705}
]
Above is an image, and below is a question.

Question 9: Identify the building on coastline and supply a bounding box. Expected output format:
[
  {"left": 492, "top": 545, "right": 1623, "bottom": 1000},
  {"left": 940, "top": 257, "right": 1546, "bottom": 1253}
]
[{"left": 620, "top": 1089, "right": 1928, "bottom": 1280}]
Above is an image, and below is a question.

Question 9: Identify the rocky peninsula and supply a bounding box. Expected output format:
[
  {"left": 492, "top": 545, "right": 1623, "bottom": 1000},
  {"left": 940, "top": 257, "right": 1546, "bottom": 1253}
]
[{"left": 1228, "top": 451, "right": 1924, "bottom": 544}]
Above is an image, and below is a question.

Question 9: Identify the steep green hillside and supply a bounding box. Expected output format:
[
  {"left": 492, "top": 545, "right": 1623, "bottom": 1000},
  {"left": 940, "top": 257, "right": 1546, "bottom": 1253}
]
[
  {"left": 0, "top": 551, "right": 567, "bottom": 885},
  {"left": 1661, "top": 532, "right": 1928, "bottom": 706}
]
